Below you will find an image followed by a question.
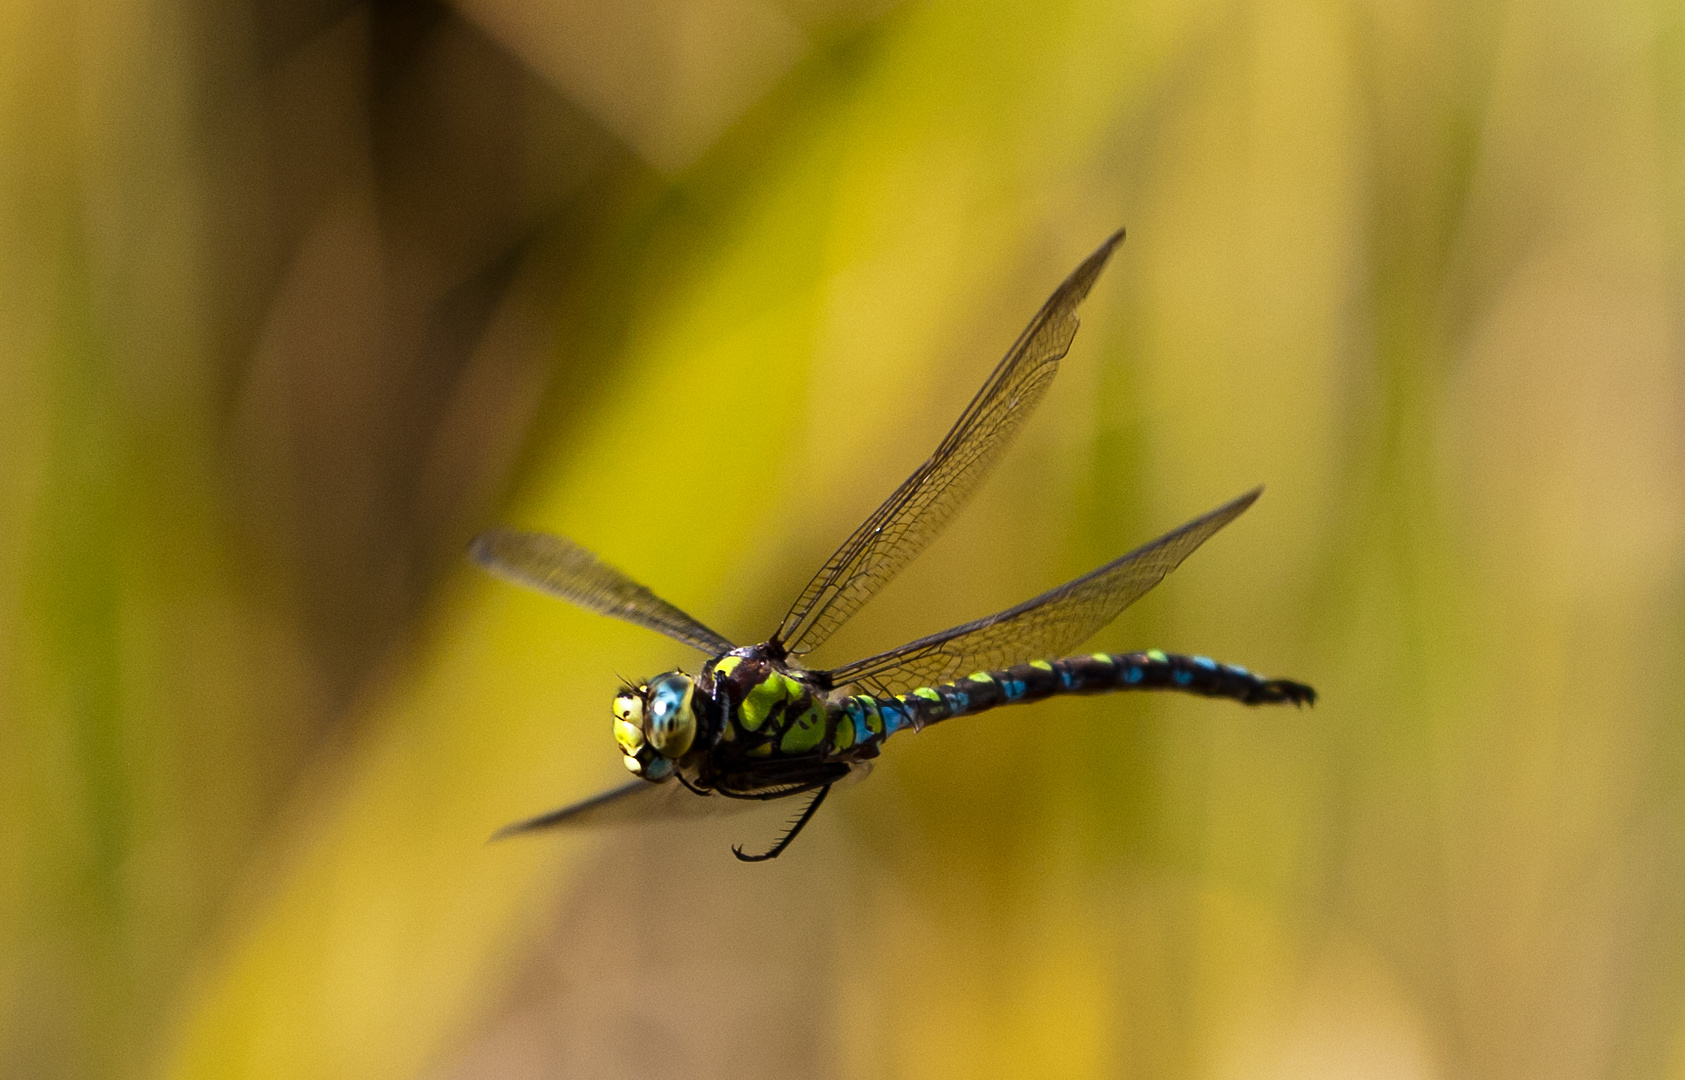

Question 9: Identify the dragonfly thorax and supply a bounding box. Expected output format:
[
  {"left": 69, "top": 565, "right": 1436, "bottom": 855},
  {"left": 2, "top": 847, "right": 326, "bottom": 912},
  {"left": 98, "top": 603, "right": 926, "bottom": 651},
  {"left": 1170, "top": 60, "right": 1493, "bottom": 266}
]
[{"left": 612, "top": 671, "right": 704, "bottom": 782}]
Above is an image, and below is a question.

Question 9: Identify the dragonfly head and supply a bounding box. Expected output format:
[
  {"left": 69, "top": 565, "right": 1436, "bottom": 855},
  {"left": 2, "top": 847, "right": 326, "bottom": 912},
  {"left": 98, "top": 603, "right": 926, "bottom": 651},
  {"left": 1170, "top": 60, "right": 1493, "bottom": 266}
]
[{"left": 612, "top": 671, "right": 698, "bottom": 781}]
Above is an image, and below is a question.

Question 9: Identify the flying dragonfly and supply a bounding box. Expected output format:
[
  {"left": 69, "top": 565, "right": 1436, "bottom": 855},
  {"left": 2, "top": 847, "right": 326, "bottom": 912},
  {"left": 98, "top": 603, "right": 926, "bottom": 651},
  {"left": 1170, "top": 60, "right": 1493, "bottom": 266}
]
[{"left": 472, "top": 229, "right": 1315, "bottom": 861}]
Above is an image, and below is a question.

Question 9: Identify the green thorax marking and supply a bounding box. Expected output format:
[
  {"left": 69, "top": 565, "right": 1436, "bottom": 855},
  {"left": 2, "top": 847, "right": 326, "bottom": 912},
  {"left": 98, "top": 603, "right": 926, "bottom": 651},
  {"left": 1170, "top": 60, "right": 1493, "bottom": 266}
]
[
  {"left": 740, "top": 671, "right": 803, "bottom": 732},
  {"left": 704, "top": 650, "right": 840, "bottom": 760},
  {"left": 779, "top": 698, "right": 828, "bottom": 753},
  {"left": 831, "top": 707, "right": 856, "bottom": 751}
]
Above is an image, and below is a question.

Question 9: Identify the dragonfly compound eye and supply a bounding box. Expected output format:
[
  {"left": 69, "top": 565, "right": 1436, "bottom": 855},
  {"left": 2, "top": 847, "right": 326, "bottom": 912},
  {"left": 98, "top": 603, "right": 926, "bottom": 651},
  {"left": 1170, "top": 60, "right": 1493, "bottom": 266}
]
[{"left": 645, "top": 673, "right": 697, "bottom": 758}]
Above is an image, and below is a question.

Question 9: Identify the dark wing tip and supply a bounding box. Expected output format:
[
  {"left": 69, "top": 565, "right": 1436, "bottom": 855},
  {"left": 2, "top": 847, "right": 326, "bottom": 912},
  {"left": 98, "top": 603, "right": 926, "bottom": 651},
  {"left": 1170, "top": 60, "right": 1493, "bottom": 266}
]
[
  {"left": 1061, "top": 228, "right": 1128, "bottom": 305},
  {"left": 488, "top": 808, "right": 559, "bottom": 842},
  {"left": 467, "top": 529, "right": 506, "bottom": 568},
  {"left": 1088, "top": 226, "right": 1127, "bottom": 269},
  {"left": 487, "top": 805, "right": 575, "bottom": 843},
  {"left": 1184, "top": 486, "right": 1264, "bottom": 539}
]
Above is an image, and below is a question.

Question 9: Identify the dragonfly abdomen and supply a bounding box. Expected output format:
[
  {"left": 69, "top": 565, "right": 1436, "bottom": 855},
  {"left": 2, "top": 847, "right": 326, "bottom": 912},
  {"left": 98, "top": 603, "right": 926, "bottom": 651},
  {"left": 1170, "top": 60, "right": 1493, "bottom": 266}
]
[
  {"left": 1057, "top": 650, "right": 1316, "bottom": 706},
  {"left": 837, "top": 650, "right": 1314, "bottom": 752}
]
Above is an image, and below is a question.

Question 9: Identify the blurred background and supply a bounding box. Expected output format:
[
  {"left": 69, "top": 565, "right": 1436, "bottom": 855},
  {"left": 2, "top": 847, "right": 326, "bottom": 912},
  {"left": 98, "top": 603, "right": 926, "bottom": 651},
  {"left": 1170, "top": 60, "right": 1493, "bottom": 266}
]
[{"left": 3, "top": 0, "right": 1684, "bottom": 1076}]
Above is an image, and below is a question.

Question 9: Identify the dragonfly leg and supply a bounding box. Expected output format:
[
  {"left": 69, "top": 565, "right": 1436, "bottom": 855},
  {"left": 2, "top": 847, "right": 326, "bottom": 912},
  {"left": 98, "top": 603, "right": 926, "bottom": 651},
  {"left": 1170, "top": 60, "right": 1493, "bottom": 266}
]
[
  {"left": 733, "top": 784, "right": 831, "bottom": 862},
  {"left": 711, "top": 759, "right": 852, "bottom": 797},
  {"left": 712, "top": 784, "right": 820, "bottom": 801}
]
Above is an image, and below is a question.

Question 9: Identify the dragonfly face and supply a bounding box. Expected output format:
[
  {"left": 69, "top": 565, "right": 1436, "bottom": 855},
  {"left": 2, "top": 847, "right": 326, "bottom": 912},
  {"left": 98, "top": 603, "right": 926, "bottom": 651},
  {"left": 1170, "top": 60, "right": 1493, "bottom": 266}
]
[{"left": 611, "top": 672, "right": 699, "bottom": 781}]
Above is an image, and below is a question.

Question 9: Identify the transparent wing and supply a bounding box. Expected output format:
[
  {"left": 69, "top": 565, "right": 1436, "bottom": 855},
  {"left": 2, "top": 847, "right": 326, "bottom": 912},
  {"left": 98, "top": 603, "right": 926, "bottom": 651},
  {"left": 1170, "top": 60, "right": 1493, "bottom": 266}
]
[
  {"left": 470, "top": 529, "right": 735, "bottom": 655},
  {"left": 492, "top": 764, "right": 874, "bottom": 838},
  {"left": 491, "top": 781, "right": 756, "bottom": 837},
  {"left": 772, "top": 229, "right": 1127, "bottom": 657},
  {"left": 823, "top": 489, "right": 1260, "bottom": 695}
]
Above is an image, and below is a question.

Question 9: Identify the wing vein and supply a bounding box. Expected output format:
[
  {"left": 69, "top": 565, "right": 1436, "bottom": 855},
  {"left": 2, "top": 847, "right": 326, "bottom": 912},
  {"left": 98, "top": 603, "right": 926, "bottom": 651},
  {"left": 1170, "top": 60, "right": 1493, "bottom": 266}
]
[
  {"left": 822, "top": 489, "right": 1261, "bottom": 694},
  {"left": 772, "top": 229, "right": 1127, "bottom": 655},
  {"left": 470, "top": 530, "right": 735, "bottom": 655}
]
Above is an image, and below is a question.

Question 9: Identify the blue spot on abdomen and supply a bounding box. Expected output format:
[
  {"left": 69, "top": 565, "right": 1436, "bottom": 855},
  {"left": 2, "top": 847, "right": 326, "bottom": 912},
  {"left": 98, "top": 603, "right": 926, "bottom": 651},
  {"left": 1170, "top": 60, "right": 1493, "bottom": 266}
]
[{"left": 844, "top": 699, "right": 873, "bottom": 744}]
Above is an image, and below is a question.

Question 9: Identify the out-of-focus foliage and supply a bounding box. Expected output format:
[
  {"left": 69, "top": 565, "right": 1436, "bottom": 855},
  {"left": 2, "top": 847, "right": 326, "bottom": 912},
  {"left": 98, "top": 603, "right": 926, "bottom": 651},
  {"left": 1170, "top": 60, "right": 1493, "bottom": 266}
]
[{"left": 3, "top": 0, "right": 1685, "bottom": 1077}]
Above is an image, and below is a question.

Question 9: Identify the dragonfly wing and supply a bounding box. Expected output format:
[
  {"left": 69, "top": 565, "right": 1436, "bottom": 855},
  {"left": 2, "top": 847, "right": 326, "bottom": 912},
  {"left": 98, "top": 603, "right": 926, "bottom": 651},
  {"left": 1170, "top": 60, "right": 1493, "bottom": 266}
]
[
  {"left": 492, "top": 764, "right": 874, "bottom": 838},
  {"left": 492, "top": 780, "right": 753, "bottom": 837},
  {"left": 471, "top": 529, "right": 735, "bottom": 655},
  {"left": 822, "top": 489, "right": 1260, "bottom": 695},
  {"left": 772, "top": 229, "right": 1126, "bottom": 657}
]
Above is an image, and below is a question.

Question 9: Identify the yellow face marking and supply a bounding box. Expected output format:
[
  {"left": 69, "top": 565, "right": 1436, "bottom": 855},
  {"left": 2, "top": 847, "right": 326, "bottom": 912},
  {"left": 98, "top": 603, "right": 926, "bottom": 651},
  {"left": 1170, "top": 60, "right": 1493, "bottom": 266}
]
[
  {"left": 1030, "top": 660, "right": 1054, "bottom": 672},
  {"left": 622, "top": 754, "right": 642, "bottom": 774},
  {"left": 613, "top": 718, "right": 644, "bottom": 754}
]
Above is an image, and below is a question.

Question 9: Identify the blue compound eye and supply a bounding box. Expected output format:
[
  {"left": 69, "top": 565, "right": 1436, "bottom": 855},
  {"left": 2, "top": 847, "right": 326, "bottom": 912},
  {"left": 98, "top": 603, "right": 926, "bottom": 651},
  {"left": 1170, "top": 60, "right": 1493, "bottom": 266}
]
[{"left": 645, "top": 673, "right": 697, "bottom": 758}]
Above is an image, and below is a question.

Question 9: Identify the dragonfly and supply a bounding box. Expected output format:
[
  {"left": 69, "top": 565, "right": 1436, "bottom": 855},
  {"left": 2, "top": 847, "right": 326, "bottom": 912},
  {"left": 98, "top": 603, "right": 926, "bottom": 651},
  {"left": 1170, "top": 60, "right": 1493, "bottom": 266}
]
[{"left": 472, "top": 229, "right": 1315, "bottom": 861}]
